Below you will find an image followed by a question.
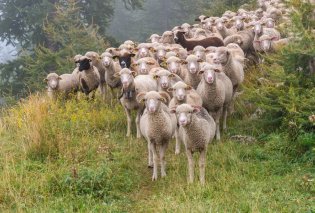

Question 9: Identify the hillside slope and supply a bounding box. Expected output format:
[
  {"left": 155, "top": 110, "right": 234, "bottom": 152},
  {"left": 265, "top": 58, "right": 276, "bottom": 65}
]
[{"left": 0, "top": 0, "right": 314, "bottom": 212}]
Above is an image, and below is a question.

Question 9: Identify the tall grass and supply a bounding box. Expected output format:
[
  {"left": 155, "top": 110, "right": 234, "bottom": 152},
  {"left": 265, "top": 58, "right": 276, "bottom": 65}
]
[{"left": 0, "top": 93, "right": 314, "bottom": 212}]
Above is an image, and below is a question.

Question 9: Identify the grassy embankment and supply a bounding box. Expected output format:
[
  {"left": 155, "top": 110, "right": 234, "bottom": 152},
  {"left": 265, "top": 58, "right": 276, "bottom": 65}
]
[{"left": 0, "top": 66, "right": 314, "bottom": 212}]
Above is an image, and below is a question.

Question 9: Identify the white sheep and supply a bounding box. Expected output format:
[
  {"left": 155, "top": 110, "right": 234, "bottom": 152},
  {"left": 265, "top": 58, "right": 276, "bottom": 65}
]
[
  {"left": 153, "top": 69, "right": 182, "bottom": 96},
  {"left": 257, "top": 34, "right": 290, "bottom": 52},
  {"left": 215, "top": 18, "right": 236, "bottom": 39},
  {"left": 182, "top": 54, "right": 202, "bottom": 89},
  {"left": 85, "top": 51, "right": 107, "bottom": 100},
  {"left": 168, "top": 81, "right": 203, "bottom": 154},
  {"left": 213, "top": 47, "right": 244, "bottom": 96},
  {"left": 148, "top": 34, "right": 161, "bottom": 43},
  {"left": 197, "top": 63, "right": 233, "bottom": 141},
  {"left": 159, "top": 31, "right": 175, "bottom": 44},
  {"left": 137, "top": 91, "right": 177, "bottom": 181},
  {"left": 171, "top": 104, "right": 216, "bottom": 185},
  {"left": 45, "top": 73, "right": 79, "bottom": 99},
  {"left": 130, "top": 57, "right": 160, "bottom": 75},
  {"left": 117, "top": 68, "right": 157, "bottom": 138},
  {"left": 134, "top": 43, "right": 155, "bottom": 59},
  {"left": 166, "top": 56, "right": 188, "bottom": 80},
  {"left": 192, "top": 45, "right": 206, "bottom": 61},
  {"left": 100, "top": 52, "right": 122, "bottom": 101}
]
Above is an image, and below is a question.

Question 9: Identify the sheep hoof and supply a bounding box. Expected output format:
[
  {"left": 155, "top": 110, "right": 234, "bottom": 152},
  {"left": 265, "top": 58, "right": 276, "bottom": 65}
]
[
  {"left": 148, "top": 164, "right": 153, "bottom": 168},
  {"left": 175, "top": 150, "right": 180, "bottom": 155},
  {"left": 161, "top": 172, "right": 166, "bottom": 177},
  {"left": 152, "top": 175, "right": 158, "bottom": 181}
]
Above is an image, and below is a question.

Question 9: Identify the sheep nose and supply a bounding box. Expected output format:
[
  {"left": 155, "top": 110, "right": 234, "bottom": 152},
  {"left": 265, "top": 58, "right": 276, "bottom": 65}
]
[
  {"left": 140, "top": 68, "right": 147, "bottom": 73},
  {"left": 213, "top": 58, "right": 220, "bottom": 64},
  {"left": 122, "top": 80, "right": 129, "bottom": 87},
  {"left": 190, "top": 67, "right": 197, "bottom": 73},
  {"left": 148, "top": 106, "right": 156, "bottom": 113},
  {"left": 207, "top": 76, "right": 213, "bottom": 83},
  {"left": 161, "top": 83, "right": 168, "bottom": 88},
  {"left": 170, "top": 68, "right": 177, "bottom": 73},
  {"left": 177, "top": 95, "right": 185, "bottom": 100},
  {"left": 179, "top": 117, "right": 187, "bottom": 126}
]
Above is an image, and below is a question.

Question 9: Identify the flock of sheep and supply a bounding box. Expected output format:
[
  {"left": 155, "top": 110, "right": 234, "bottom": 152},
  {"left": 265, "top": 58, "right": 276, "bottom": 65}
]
[{"left": 45, "top": 0, "right": 295, "bottom": 184}]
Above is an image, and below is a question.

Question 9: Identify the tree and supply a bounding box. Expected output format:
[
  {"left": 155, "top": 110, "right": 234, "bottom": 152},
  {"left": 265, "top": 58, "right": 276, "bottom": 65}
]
[
  {"left": 0, "top": 0, "right": 108, "bottom": 97},
  {"left": 0, "top": 0, "right": 143, "bottom": 50}
]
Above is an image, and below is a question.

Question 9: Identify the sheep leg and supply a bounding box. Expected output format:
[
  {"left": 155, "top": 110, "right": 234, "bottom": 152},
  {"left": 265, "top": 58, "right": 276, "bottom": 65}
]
[
  {"left": 136, "top": 109, "right": 142, "bottom": 139},
  {"left": 110, "top": 87, "right": 116, "bottom": 106},
  {"left": 199, "top": 149, "right": 206, "bottom": 185},
  {"left": 175, "top": 128, "right": 181, "bottom": 155},
  {"left": 222, "top": 105, "right": 228, "bottom": 131},
  {"left": 215, "top": 108, "right": 222, "bottom": 141},
  {"left": 124, "top": 107, "right": 132, "bottom": 137},
  {"left": 151, "top": 142, "right": 158, "bottom": 181},
  {"left": 99, "top": 83, "right": 106, "bottom": 101},
  {"left": 148, "top": 141, "right": 153, "bottom": 168},
  {"left": 160, "top": 142, "right": 168, "bottom": 177},
  {"left": 186, "top": 149, "right": 194, "bottom": 183}
]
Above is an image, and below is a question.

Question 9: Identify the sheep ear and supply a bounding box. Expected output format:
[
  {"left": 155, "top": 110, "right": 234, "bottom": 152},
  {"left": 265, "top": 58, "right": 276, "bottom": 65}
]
[
  {"left": 170, "top": 108, "right": 177, "bottom": 113},
  {"left": 58, "top": 76, "right": 62, "bottom": 80},
  {"left": 130, "top": 53, "right": 136, "bottom": 57},
  {"left": 136, "top": 92, "right": 146, "bottom": 103},
  {"left": 195, "top": 18, "right": 201, "bottom": 22},
  {"left": 160, "top": 62, "right": 167, "bottom": 67},
  {"left": 153, "top": 75, "right": 160, "bottom": 80},
  {"left": 131, "top": 71, "right": 137, "bottom": 77},
  {"left": 198, "top": 70, "right": 205, "bottom": 74},
  {"left": 159, "top": 91, "right": 171, "bottom": 104},
  {"left": 197, "top": 59, "right": 204, "bottom": 63},
  {"left": 181, "top": 60, "right": 188, "bottom": 65},
  {"left": 185, "top": 85, "right": 192, "bottom": 90},
  {"left": 192, "top": 105, "right": 201, "bottom": 113},
  {"left": 148, "top": 61, "right": 155, "bottom": 65},
  {"left": 114, "top": 72, "right": 121, "bottom": 78},
  {"left": 167, "top": 88, "right": 174, "bottom": 93},
  {"left": 168, "top": 73, "right": 175, "bottom": 78},
  {"left": 44, "top": 78, "right": 48, "bottom": 82},
  {"left": 134, "top": 48, "right": 139, "bottom": 51},
  {"left": 88, "top": 59, "right": 92, "bottom": 62},
  {"left": 113, "top": 55, "right": 119, "bottom": 60}
]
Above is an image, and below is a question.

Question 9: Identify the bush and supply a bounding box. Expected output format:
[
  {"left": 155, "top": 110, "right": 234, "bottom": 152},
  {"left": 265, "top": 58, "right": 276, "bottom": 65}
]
[{"left": 242, "top": 1, "right": 315, "bottom": 158}]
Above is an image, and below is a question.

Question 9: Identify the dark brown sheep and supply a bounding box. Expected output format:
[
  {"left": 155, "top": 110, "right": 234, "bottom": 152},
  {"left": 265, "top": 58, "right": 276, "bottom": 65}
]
[{"left": 175, "top": 31, "right": 224, "bottom": 51}]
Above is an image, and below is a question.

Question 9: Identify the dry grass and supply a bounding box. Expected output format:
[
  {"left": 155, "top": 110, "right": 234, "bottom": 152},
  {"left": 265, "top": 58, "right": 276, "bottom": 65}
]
[{"left": 0, "top": 94, "right": 313, "bottom": 212}]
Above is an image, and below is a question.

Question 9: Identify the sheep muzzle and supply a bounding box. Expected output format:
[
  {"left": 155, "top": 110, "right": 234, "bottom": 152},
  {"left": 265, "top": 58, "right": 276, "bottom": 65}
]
[{"left": 79, "top": 59, "right": 91, "bottom": 71}]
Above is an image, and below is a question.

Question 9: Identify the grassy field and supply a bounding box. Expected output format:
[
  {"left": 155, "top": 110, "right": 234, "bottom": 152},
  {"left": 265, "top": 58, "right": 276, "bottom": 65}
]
[{"left": 0, "top": 90, "right": 314, "bottom": 212}]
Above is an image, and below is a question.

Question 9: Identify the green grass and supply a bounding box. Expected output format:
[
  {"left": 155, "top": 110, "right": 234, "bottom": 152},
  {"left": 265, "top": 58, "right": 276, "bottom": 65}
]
[{"left": 0, "top": 94, "right": 314, "bottom": 212}]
